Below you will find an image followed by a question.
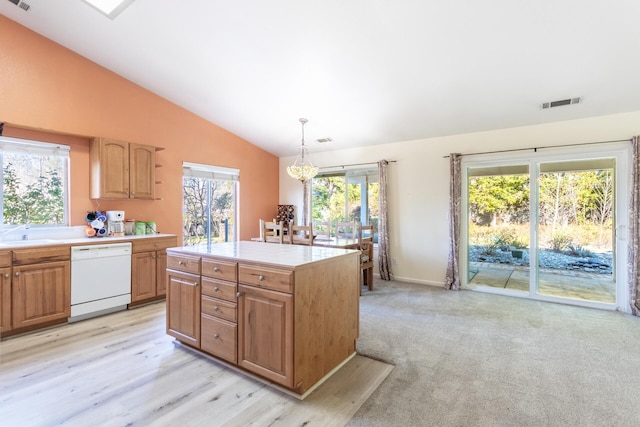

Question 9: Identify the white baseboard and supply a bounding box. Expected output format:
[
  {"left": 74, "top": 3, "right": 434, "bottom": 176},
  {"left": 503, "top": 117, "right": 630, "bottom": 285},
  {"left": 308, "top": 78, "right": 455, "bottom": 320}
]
[{"left": 373, "top": 273, "right": 444, "bottom": 288}]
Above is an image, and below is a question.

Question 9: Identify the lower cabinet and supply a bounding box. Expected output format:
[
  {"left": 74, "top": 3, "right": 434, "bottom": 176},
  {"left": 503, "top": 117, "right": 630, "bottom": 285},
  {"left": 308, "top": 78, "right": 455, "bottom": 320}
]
[
  {"left": 12, "top": 260, "right": 70, "bottom": 330},
  {"left": 1, "top": 265, "right": 12, "bottom": 335},
  {"left": 166, "top": 268, "right": 201, "bottom": 348},
  {"left": 131, "top": 236, "right": 176, "bottom": 305},
  {"left": 132, "top": 251, "right": 156, "bottom": 302},
  {"left": 237, "top": 284, "right": 293, "bottom": 388}
]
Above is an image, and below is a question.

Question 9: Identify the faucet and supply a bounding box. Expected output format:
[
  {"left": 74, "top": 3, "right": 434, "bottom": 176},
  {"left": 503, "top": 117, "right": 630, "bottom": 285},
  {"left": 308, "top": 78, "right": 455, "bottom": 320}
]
[
  {"left": 22, "top": 223, "right": 30, "bottom": 240},
  {"left": 0, "top": 223, "right": 29, "bottom": 242}
]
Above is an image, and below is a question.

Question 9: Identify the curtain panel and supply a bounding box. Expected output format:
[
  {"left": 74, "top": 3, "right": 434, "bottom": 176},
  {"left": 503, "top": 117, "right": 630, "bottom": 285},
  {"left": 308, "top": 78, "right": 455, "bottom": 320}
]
[
  {"left": 378, "top": 159, "right": 392, "bottom": 280},
  {"left": 445, "top": 153, "right": 462, "bottom": 290},
  {"left": 630, "top": 136, "right": 640, "bottom": 315}
]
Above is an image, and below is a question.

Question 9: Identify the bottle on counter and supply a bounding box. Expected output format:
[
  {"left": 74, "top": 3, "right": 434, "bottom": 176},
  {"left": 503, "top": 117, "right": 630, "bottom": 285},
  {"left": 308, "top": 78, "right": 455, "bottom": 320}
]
[{"left": 125, "top": 219, "right": 136, "bottom": 235}]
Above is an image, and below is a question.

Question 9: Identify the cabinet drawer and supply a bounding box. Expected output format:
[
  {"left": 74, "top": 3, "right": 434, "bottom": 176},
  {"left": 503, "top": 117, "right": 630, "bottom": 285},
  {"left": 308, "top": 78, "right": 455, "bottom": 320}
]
[
  {"left": 0, "top": 251, "right": 11, "bottom": 268},
  {"left": 167, "top": 254, "right": 201, "bottom": 275},
  {"left": 12, "top": 246, "right": 70, "bottom": 265},
  {"left": 238, "top": 264, "right": 293, "bottom": 293},
  {"left": 201, "top": 314, "right": 237, "bottom": 364},
  {"left": 132, "top": 236, "right": 177, "bottom": 253},
  {"left": 202, "top": 295, "right": 237, "bottom": 322},
  {"left": 202, "top": 258, "right": 237, "bottom": 282},
  {"left": 202, "top": 277, "right": 237, "bottom": 302}
]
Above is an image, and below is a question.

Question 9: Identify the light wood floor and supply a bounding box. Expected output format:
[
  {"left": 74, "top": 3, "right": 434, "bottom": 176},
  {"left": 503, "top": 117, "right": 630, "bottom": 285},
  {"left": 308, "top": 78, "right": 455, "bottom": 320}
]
[{"left": 0, "top": 302, "right": 393, "bottom": 427}]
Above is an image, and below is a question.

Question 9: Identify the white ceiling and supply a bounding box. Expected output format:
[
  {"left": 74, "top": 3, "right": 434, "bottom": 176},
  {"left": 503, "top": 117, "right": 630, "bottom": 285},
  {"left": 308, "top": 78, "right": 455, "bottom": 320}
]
[{"left": 2, "top": 0, "right": 640, "bottom": 157}]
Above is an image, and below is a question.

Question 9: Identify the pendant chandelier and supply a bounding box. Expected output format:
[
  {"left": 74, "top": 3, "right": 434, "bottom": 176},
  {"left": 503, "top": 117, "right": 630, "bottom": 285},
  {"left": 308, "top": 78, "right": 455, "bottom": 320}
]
[{"left": 286, "top": 118, "right": 318, "bottom": 182}]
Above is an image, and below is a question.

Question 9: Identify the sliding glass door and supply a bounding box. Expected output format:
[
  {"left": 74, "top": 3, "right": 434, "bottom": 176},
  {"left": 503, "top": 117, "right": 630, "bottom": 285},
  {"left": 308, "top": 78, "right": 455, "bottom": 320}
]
[
  {"left": 536, "top": 159, "right": 615, "bottom": 302},
  {"left": 462, "top": 144, "right": 630, "bottom": 312}
]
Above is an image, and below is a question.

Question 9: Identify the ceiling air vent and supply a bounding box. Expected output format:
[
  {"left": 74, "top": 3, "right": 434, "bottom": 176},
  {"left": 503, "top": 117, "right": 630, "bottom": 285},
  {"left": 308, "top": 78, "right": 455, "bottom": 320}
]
[
  {"left": 541, "top": 97, "right": 581, "bottom": 109},
  {"left": 6, "top": 0, "right": 30, "bottom": 11},
  {"left": 316, "top": 137, "right": 333, "bottom": 143}
]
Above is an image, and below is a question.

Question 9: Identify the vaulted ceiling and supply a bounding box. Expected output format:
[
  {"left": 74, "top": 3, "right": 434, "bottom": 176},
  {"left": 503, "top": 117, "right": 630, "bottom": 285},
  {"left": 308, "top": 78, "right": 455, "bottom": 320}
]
[{"left": 2, "top": 0, "right": 640, "bottom": 156}]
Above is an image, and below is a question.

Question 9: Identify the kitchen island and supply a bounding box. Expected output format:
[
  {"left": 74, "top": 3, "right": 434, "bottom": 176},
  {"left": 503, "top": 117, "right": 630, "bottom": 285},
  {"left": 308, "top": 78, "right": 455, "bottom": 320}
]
[{"left": 165, "top": 241, "right": 360, "bottom": 398}]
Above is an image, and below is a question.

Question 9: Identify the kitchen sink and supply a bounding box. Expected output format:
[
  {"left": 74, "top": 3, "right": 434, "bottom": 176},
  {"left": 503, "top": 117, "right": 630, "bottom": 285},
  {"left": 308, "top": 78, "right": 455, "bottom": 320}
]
[{"left": 0, "top": 239, "right": 58, "bottom": 247}]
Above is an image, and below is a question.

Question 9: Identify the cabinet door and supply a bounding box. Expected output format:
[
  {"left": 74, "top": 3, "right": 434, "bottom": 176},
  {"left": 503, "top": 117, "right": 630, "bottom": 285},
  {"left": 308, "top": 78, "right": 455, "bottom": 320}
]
[
  {"left": 1, "top": 267, "right": 11, "bottom": 334},
  {"left": 12, "top": 261, "right": 70, "bottom": 329},
  {"left": 166, "top": 269, "right": 201, "bottom": 348},
  {"left": 93, "top": 138, "right": 130, "bottom": 198},
  {"left": 129, "top": 143, "right": 155, "bottom": 199},
  {"left": 156, "top": 251, "right": 167, "bottom": 296},
  {"left": 131, "top": 252, "right": 157, "bottom": 302},
  {"left": 238, "top": 284, "right": 293, "bottom": 388}
]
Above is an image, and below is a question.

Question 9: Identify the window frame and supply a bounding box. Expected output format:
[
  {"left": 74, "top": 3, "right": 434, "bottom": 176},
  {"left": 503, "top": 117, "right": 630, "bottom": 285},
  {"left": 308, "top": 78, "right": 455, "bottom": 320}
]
[
  {"left": 311, "top": 166, "right": 379, "bottom": 237},
  {"left": 0, "top": 136, "right": 70, "bottom": 227},
  {"left": 182, "top": 162, "right": 239, "bottom": 246}
]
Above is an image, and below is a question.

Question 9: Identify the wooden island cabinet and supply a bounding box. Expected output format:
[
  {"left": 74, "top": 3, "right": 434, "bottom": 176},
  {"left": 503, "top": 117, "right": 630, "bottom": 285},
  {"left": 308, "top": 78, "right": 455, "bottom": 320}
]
[{"left": 166, "top": 241, "right": 360, "bottom": 398}]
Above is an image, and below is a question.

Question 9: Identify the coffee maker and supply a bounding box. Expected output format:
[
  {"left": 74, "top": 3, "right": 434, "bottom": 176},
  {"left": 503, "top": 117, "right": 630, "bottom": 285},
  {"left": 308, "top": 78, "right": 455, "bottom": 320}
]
[{"left": 106, "top": 210, "right": 125, "bottom": 237}]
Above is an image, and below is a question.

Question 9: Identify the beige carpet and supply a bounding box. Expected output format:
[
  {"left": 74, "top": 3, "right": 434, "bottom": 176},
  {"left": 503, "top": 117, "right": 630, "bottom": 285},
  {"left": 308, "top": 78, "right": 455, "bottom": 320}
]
[{"left": 348, "top": 279, "right": 640, "bottom": 426}]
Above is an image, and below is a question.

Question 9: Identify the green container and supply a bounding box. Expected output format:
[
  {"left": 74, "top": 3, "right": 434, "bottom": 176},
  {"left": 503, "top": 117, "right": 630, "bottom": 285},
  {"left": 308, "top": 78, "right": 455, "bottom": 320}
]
[
  {"left": 146, "top": 221, "right": 156, "bottom": 234},
  {"left": 135, "top": 221, "right": 146, "bottom": 235}
]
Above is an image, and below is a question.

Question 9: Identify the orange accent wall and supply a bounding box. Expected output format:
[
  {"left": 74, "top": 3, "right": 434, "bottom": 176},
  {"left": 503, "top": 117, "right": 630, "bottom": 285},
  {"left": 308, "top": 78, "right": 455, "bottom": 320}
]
[{"left": 0, "top": 15, "right": 278, "bottom": 241}]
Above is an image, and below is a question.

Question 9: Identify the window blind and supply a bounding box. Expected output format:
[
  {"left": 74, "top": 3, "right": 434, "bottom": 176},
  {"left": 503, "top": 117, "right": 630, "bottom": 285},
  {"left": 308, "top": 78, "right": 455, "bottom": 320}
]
[
  {"left": 0, "top": 136, "right": 70, "bottom": 157},
  {"left": 183, "top": 162, "right": 239, "bottom": 181}
]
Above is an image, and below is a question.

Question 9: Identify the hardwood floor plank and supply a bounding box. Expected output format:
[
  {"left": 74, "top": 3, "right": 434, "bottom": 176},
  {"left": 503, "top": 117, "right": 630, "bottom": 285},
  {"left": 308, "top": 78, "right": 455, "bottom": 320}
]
[{"left": 0, "top": 301, "right": 392, "bottom": 426}]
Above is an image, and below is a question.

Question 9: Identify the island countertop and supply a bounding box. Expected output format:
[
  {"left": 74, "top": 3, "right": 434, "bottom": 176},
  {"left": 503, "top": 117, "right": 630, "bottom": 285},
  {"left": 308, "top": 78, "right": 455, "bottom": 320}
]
[{"left": 167, "top": 240, "right": 358, "bottom": 268}]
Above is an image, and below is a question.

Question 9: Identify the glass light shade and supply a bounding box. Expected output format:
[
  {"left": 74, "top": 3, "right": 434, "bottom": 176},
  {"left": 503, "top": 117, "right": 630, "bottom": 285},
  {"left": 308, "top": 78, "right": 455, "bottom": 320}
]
[
  {"left": 287, "top": 118, "right": 318, "bottom": 182},
  {"left": 287, "top": 145, "right": 318, "bottom": 181},
  {"left": 287, "top": 164, "right": 319, "bottom": 182}
]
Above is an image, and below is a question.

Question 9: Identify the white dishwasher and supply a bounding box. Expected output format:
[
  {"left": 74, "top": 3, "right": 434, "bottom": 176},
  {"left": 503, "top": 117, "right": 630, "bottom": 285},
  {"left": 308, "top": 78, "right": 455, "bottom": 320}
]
[{"left": 69, "top": 242, "right": 132, "bottom": 322}]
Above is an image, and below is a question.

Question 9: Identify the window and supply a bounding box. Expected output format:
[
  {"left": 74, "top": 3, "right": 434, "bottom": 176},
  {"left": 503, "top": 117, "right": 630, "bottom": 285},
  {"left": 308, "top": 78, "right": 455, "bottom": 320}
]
[
  {"left": 182, "top": 162, "right": 239, "bottom": 246},
  {"left": 311, "top": 167, "right": 379, "bottom": 238},
  {"left": 0, "top": 136, "right": 70, "bottom": 226}
]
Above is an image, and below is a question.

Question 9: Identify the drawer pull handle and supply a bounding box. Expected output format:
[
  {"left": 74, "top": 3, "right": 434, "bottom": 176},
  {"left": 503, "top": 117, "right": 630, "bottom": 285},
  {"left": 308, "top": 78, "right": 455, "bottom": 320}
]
[
  {"left": 4, "top": 273, "right": 8, "bottom": 279},
  {"left": 213, "top": 334, "right": 219, "bottom": 339},
  {"left": 258, "top": 275, "right": 265, "bottom": 281},
  {"left": 214, "top": 287, "right": 219, "bottom": 292},
  {"left": 178, "top": 260, "right": 184, "bottom": 265},
  {"left": 214, "top": 306, "right": 219, "bottom": 311},
  {"left": 236, "top": 291, "right": 242, "bottom": 298},
  {"left": 15, "top": 272, "right": 20, "bottom": 277},
  {"left": 214, "top": 267, "right": 220, "bottom": 272}
]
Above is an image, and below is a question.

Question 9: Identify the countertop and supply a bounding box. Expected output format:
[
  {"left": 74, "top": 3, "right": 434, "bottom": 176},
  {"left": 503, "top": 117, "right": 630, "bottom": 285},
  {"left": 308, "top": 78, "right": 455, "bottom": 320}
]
[
  {"left": 0, "top": 233, "right": 177, "bottom": 249},
  {"left": 167, "top": 241, "right": 358, "bottom": 268}
]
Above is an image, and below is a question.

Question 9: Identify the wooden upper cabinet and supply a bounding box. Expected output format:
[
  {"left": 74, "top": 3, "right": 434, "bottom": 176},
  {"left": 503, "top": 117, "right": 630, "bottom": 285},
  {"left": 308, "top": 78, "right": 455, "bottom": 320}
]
[
  {"left": 90, "top": 138, "right": 155, "bottom": 199},
  {"left": 129, "top": 143, "right": 155, "bottom": 199}
]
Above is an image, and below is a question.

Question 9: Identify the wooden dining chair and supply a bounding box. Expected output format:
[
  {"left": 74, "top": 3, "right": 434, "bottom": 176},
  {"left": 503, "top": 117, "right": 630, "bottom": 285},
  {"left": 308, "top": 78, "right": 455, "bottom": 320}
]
[
  {"left": 314, "top": 220, "right": 331, "bottom": 240},
  {"left": 336, "top": 221, "right": 356, "bottom": 238},
  {"left": 289, "top": 223, "right": 313, "bottom": 246},
  {"left": 260, "top": 219, "right": 284, "bottom": 243},
  {"left": 358, "top": 224, "right": 374, "bottom": 292}
]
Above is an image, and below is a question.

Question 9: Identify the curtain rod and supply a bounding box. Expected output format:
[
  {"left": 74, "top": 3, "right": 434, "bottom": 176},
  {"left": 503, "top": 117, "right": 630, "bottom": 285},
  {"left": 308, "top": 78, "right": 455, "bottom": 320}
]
[
  {"left": 442, "top": 138, "right": 632, "bottom": 158},
  {"left": 318, "top": 160, "right": 397, "bottom": 170}
]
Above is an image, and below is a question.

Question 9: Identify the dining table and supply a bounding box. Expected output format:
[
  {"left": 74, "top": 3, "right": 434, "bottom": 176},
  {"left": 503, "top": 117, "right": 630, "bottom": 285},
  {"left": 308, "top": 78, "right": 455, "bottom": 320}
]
[{"left": 312, "top": 236, "right": 360, "bottom": 249}]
